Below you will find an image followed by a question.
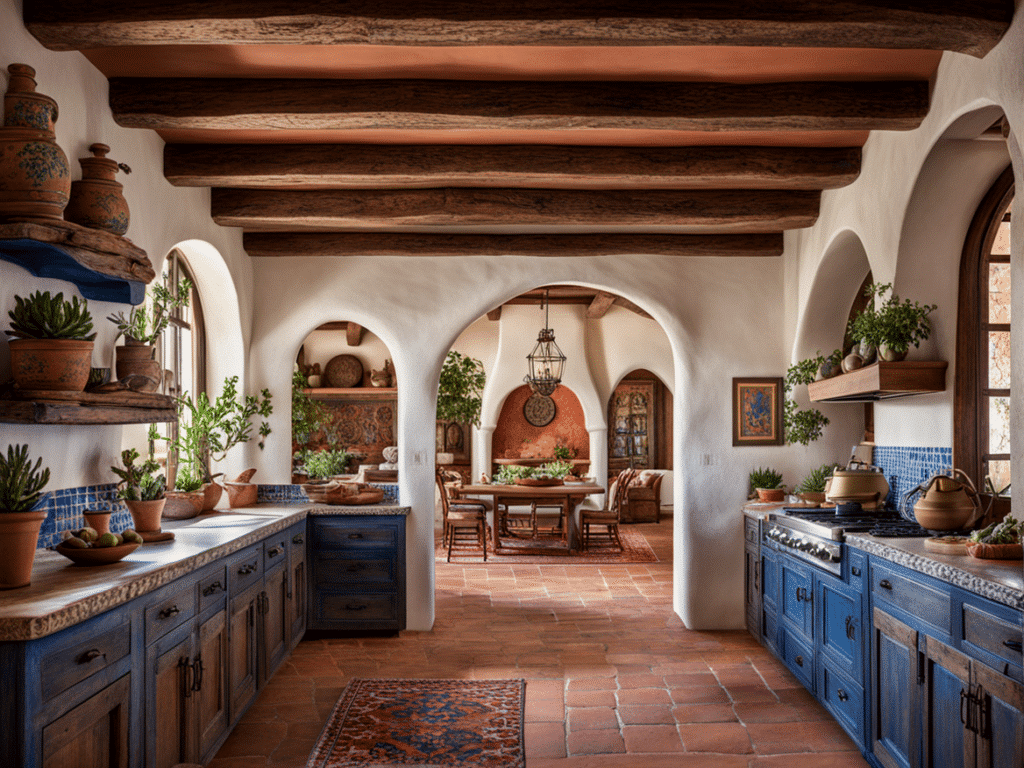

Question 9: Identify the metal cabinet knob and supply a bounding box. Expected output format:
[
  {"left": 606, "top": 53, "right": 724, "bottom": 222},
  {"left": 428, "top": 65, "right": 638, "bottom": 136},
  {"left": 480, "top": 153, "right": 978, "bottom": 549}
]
[
  {"left": 159, "top": 605, "right": 180, "bottom": 619},
  {"left": 795, "top": 655, "right": 804, "bottom": 667},
  {"left": 837, "top": 689, "right": 848, "bottom": 702},
  {"left": 879, "top": 579, "right": 893, "bottom": 590}
]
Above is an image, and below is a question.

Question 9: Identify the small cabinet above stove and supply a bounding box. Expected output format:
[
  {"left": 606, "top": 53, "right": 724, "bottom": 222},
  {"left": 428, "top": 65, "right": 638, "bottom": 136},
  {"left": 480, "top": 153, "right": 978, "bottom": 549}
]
[{"left": 807, "top": 360, "right": 947, "bottom": 403}]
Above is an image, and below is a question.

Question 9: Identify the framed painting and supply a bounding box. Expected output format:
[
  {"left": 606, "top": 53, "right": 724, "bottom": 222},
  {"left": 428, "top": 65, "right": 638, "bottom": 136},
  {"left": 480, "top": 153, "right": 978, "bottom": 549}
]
[{"left": 732, "top": 377, "right": 784, "bottom": 446}]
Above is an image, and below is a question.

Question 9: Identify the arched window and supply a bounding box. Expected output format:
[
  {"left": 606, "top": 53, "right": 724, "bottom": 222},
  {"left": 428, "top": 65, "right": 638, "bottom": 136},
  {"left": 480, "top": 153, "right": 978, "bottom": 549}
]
[
  {"left": 955, "top": 166, "right": 1013, "bottom": 516},
  {"left": 160, "top": 249, "right": 206, "bottom": 400}
]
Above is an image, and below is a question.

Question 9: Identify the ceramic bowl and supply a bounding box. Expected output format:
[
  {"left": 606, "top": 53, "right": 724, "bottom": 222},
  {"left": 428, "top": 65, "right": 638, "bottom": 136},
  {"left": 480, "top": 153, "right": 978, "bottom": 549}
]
[{"left": 55, "top": 541, "right": 140, "bottom": 566}]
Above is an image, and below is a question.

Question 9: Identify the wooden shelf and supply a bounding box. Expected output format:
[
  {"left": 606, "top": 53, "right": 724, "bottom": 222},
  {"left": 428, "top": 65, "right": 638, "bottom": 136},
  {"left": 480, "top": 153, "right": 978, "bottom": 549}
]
[
  {"left": 808, "top": 361, "right": 947, "bottom": 402},
  {"left": 0, "top": 390, "right": 177, "bottom": 425},
  {"left": 306, "top": 387, "right": 396, "bottom": 401},
  {"left": 0, "top": 219, "right": 155, "bottom": 305}
]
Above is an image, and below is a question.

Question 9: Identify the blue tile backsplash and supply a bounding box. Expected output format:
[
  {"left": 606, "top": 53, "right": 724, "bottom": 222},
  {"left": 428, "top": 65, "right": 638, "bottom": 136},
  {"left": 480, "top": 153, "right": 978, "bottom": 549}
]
[{"left": 872, "top": 445, "right": 953, "bottom": 514}]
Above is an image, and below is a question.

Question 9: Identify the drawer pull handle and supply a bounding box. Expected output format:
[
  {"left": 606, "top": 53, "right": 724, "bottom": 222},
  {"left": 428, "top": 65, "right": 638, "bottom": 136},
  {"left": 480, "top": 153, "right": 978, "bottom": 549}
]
[
  {"left": 77, "top": 648, "right": 105, "bottom": 664},
  {"left": 202, "top": 580, "right": 224, "bottom": 597},
  {"left": 845, "top": 616, "right": 856, "bottom": 640},
  {"left": 850, "top": 566, "right": 861, "bottom": 577},
  {"left": 268, "top": 545, "right": 284, "bottom": 558},
  {"left": 346, "top": 603, "right": 368, "bottom": 611},
  {"left": 795, "top": 587, "right": 811, "bottom": 603},
  {"left": 878, "top": 579, "right": 893, "bottom": 590},
  {"left": 238, "top": 563, "right": 256, "bottom": 576},
  {"left": 159, "top": 605, "right": 180, "bottom": 620},
  {"left": 837, "top": 689, "right": 848, "bottom": 702},
  {"left": 348, "top": 533, "right": 364, "bottom": 539},
  {"left": 292, "top": 534, "right": 304, "bottom": 545},
  {"left": 1003, "top": 639, "right": 1023, "bottom": 653},
  {"left": 794, "top": 655, "right": 804, "bottom": 667}
]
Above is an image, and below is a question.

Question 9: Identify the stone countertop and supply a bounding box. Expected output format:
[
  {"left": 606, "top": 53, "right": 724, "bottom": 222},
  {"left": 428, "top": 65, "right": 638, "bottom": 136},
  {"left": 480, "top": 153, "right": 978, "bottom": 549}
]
[
  {"left": 0, "top": 502, "right": 411, "bottom": 642},
  {"left": 742, "top": 502, "right": 788, "bottom": 520},
  {"left": 846, "top": 533, "right": 1024, "bottom": 611}
]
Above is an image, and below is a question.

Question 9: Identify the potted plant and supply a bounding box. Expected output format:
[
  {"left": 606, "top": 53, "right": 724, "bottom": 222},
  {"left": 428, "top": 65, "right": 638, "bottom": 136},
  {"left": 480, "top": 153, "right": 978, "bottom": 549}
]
[
  {"left": 111, "top": 447, "right": 166, "bottom": 533},
  {"left": 5, "top": 290, "right": 96, "bottom": 392},
  {"left": 292, "top": 370, "right": 329, "bottom": 479},
  {"left": 436, "top": 351, "right": 486, "bottom": 463},
  {"left": 847, "top": 282, "right": 937, "bottom": 362},
  {"left": 749, "top": 466, "right": 785, "bottom": 502},
  {"left": 301, "top": 449, "right": 353, "bottom": 485},
  {"left": 107, "top": 277, "right": 190, "bottom": 391},
  {"left": 0, "top": 444, "right": 50, "bottom": 589},
  {"left": 796, "top": 463, "right": 835, "bottom": 505},
  {"left": 783, "top": 353, "right": 832, "bottom": 446}
]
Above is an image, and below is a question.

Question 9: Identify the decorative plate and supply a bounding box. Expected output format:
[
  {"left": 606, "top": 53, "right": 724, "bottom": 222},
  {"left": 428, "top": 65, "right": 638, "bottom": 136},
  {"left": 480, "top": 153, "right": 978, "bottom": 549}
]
[
  {"left": 325, "top": 354, "right": 363, "bottom": 388},
  {"left": 55, "top": 542, "right": 140, "bottom": 566},
  {"left": 523, "top": 393, "right": 556, "bottom": 427}
]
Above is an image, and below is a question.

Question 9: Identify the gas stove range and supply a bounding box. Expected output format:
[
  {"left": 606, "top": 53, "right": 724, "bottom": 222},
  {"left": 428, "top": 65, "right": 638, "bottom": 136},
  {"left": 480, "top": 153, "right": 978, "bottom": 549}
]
[{"left": 764, "top": 506, "right": 928, "bottom": 575}]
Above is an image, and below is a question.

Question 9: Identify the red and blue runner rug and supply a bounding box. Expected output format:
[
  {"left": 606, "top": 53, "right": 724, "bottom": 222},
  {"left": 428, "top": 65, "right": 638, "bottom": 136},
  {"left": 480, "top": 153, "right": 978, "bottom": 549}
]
[{"left": 306, "top": 678, "right": 527, "bottom": 768}]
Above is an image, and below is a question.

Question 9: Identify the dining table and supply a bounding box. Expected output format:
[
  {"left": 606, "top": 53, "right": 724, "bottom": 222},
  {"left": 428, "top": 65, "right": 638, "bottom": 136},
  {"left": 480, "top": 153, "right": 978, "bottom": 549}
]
[{"left": 455, "top": 481, "right": 606, "bottom": 555}]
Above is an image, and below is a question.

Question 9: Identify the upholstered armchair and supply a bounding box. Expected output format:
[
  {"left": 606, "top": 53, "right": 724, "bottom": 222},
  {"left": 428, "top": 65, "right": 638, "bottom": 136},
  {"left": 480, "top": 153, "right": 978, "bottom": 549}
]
[{"left": 621, "top": 470, "right": 664, "bottom": 523}]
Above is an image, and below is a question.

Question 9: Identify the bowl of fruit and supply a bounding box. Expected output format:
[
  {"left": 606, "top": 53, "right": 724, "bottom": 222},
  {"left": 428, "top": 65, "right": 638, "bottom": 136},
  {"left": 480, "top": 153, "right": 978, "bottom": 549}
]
[{"left": 54, "top": 526, "right": 144, "bottom": 566}]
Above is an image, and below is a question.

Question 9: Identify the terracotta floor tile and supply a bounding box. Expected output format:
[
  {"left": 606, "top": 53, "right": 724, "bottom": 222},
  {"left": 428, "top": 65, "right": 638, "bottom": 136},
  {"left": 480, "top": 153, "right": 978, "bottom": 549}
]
[
  {"left": 622, "top": 724, "right": 684, "bottom": 753},
  {"left": 567, "top": 728, "right": 627, "bottom": 755},
  {"left": 566, "top": 689, "right": 618, "bottom": 708},
  {"left": 678, "top": 722, "right": 754, "bottom": 754},
  {"left": 527, "top": 696, "right": 568, "bottom": 723},
  {"left": 616, "top": 687, "right": 672, "bottom": 706},
  {"left": 671, "top": 703, "right": 739, "bottom": 723},
  {"left": 669, "top": 685, "right": 731, "bottom": 705},
  {"left": 569, "top": 707, "right": 620, "bottom": 731},
  {"left": 734, "top": 701, "right": 801, "bottom": 723},
  {"left": 617, "top": 704, "right": 675, "bottom": 725},
  {"left": 526, "top": 722, "right": 568, "bottom": 759}
]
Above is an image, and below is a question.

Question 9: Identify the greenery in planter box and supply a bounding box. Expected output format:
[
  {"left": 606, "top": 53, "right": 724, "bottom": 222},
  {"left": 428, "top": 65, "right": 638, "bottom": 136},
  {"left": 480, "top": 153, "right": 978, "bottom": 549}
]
[
  {"left": 539, "top": 460, "right": 573, "bottom": 479},
  {"left": 847, "top": 281, "right": 937, "bottom": 357},
  {"left": 107, "top": 277, "right": 191, "bottom": 344},
  {"left": 495, "top": 464, "right": 535, "bottom": 484},
  {"left": 302, "top": 448, "right": 353, "bottom": 480},
  {"left": 437, "top": 351, "right": 486, "bottom": 426},
  {"left": 796, "top": 464, "right": 835, "bottom": 495},
  {"left": 111, "top": 447, "right": 166, "bottom": 501},
  {"left": 783, "top": 353, "right": 834, "bottom": 446},
  {"left": 0, "top": 444, "right": 49, "bottom": 512},
  {"left": 749, "top": 466, "right": 784, "bottom": 497},
  {"left": 6, "top": 290, "right": 96, "bottom": 340}
]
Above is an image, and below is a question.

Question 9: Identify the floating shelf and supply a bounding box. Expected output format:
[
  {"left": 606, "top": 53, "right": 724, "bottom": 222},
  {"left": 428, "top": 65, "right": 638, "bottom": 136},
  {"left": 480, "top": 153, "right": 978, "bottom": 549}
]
[
  {"left": 306, "top": 387, "right": 396, "bottom": 401},
  {"left": 808, "top": 361, "right": 948, "bottom": 403},
  {"left": 0, "top": 219, "right": 155, "bottom": 305},
  {"left": 0, "top": 389, "right": 176, "bottom": 425}
]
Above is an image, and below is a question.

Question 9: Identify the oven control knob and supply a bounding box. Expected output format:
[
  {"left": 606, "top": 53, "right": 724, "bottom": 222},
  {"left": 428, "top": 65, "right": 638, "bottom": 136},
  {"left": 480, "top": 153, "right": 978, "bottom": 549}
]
[
  {"left": 797, "top": 541, "right": 813, "bottom": 552},
  {"left": 827, "top": 550, "right": 841, "bottom": 563}
]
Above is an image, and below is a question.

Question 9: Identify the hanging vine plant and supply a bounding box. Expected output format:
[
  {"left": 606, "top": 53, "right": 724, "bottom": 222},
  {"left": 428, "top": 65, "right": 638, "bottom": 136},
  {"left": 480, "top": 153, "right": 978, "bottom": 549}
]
[{"left": 783, "top": 352, "right": 837, "bottom": 446}]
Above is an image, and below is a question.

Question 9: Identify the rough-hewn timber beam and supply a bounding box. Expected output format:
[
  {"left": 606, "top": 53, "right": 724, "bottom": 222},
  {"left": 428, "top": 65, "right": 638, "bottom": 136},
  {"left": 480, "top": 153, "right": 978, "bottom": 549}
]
[
  {"left": 242, "top": 233, "right": 785, "bottom": 258},
  {"left": 25, "top": 1, "right": 1013, "bottom": 57},
  {"left": 613, "top": 297, "right": 653, "bottom": 319},
  {"left": 112, "top": 79, "right": 929, "bottom": 133},
  {"left": 215, "top": 188, "right": 820, "bottom": 232},
  {"left": 346, "top": 322, "right": 364, "bottom": 347},
  {"left": 587, "top": 292, "right": 617, "bottom": 319},
  {"left": 164, "top": 144, "right": 861, "bottom": 191},
  {"left": 486, "top": 308, "right": 502, "bottom": 322}
]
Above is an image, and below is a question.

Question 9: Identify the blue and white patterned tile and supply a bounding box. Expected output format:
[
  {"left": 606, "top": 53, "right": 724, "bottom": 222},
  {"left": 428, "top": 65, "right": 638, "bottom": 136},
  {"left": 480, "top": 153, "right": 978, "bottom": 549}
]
[{"left": 873, "top": 445, "right": 953, "bottom": 511}]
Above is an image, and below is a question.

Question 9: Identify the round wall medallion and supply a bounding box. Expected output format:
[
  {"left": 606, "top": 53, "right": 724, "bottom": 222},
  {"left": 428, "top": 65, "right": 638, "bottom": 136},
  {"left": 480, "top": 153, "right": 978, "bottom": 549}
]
[
  {"left": 324, "top": 354, "right": 363, "bottom": 388},
  {"left": 523, "top": 393, "right": 556, "bottom": 427}
]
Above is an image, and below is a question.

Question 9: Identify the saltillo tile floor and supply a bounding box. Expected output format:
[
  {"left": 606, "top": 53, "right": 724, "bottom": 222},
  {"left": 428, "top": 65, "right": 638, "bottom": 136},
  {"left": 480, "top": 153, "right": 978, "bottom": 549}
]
[{"left": 209, "top": 513, "right": 870, "bottom": 767}]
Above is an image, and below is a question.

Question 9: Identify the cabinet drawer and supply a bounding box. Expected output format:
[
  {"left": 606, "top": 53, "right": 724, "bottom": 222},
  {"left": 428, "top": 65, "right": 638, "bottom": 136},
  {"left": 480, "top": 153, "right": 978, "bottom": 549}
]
[
  {"left": 744, "top": 517, "right": 759, "bottom": 544},
  {"left": 41, "top": 622, "right": 131, "bottom": 702},
  {"left": 229, "top": 546, "right": 263, "bottom": 592},
  {"left": 780, "top": 626, "right": 815, "bottom": 690},
  {"left": 315, "top": 591, "right": 400, "bottom": 625},
  {"left": 313, "top": 521, "right": 399, "bottom": 550},
  {"left": 264, "top": 534, "right": 289, "bottom": 572},
  {"left": 289, "top": 524, "right": 307, "bottom": 564},
  {"left": 145, "top": 582, "right": 197, "bottom": 644},
  {"left": 818, "top": 661, "right": 865, "bottom": 748},
  {"left": 313, "top": 552, "right": 397, "bottom": 587},
  {"left": 871, "top": 561, "right": 950, "bottom": 636},
  {"left": 846, "top": 548, "right": 867, "bottom": 591},
  {"left": 962, "top": 600, "right": 1024, "bottom": 676},
  {"left": 198, "top": 566, "right": 227, "bottom": 613}
]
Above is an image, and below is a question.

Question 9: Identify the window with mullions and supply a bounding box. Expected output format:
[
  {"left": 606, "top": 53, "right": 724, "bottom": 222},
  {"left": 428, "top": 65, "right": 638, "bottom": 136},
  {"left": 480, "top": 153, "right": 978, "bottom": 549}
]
[{"left": 955, "top": 166, "right": 1013, "bottom": 514}]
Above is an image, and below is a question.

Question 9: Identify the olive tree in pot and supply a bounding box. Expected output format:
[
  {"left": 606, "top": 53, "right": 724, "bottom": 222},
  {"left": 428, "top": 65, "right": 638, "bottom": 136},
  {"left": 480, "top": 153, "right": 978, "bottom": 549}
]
[
  {"left": 435, "top": 351, "right": 486, "bottom": 465},
  {"left": 111, "top": 447, "right": 166, "bottom": 534},
  {"left": 6, "top": 290, "right": 96, "bottom": 392},
  {"left": 107, "top": 277, "right": 190, "bottom": 392},
  {"left": 0, "top": 444, "right": 50, "bottom": 589}
]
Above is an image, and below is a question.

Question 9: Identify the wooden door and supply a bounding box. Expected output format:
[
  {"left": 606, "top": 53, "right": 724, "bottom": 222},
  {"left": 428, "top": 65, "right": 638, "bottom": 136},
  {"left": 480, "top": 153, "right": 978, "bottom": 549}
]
[
  {"left": 148, "top": 633, "right": 193, "bottom": 768},
  {"left": 871, "top": 607, "right": 919, "bottom": 768},
  {"left": 229, "top": 583, "right": 260, "bottom": 720},
  {"left": 196, "top": 608, "right": 230, "bottom": 761},
  {"left": 41, "top": 674, "right": 131, "bottom": 768},
  {"left": 608, "top": 380, "right": 654, "bottom": 475},
  {"left": 973, "top": 661, "right": 1024, "bottom": 768},
  {"left": 262, "top": 565, "right": 290, "bottom": 684},
  {"left": 922, "top": 636, "right": 973, "bottom": 768}
]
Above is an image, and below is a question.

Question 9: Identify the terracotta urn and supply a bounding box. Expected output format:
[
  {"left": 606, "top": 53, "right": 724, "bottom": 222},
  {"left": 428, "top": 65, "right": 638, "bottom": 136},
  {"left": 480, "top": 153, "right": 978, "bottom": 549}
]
[
  {"left": 0, "top": 64, "right": 70, "bottom": 220},
  {"left": 0, "top": 510, "right": 47, "bottom": 589},
  {"left": 83, "top": 509, "right": 112, "bottom": 535},
  {"left": 8, "top": 338, "right": 94, "bottom": 391},
  {"left": 114, "top": 340, "right": 160, "bottom": 392},
  {"left": 124, "top": 498, "right": 165, "bottom": 533},
  {"left": 64, "top": 143, "right": 131, "bottom": 234}
]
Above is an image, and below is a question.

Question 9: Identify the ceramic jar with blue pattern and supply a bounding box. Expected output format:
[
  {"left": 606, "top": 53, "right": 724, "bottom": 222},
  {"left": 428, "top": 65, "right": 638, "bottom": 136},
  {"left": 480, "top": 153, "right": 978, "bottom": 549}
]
[{"left": 65, "top": 143, "right": 132, "bottom": 235}]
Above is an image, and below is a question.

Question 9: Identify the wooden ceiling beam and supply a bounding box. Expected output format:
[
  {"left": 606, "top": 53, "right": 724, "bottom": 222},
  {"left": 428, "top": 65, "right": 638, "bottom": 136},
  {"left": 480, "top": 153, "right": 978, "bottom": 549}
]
[
  {"left": 164, "top": 144, "right": 861, "bottom": 191},
  {"left": 586, "top": 292, "right": 617, "bottom": 319},
  {"left": 214, "top": 188, "right": 820, "bottom": 232},
  {"left": 486, "top": 308, "right": 502, "bottom": 322},
  {"left": 613, "top": 297, "right": 653, "bottom": 319},
  {"left": 25, "top": 1, "right": 1012, "bottom": 57},
  {"left": 242, "top": 232, "right": 785, "bottom": 258},
  {"left": 112, "top": 79, "right": 929, "bottom": 133}
]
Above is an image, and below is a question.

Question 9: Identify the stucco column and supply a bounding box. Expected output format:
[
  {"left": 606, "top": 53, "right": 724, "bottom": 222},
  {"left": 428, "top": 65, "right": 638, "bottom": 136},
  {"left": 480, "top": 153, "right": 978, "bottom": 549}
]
[
  {"left": 587, "top": 427, "right": 609, "bottom": 506},
  {"left": 474, "top": 425, "right": 495, "bottom": 482}
]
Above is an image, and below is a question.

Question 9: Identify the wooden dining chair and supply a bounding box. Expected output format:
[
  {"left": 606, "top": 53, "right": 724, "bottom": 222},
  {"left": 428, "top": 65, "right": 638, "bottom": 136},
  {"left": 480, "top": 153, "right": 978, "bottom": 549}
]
[
  {"left": 436, "top": 468, "right": 488, "bottom": 561},
  {"left": 580, "top": 469, "right": 634, "bottom": 551}
]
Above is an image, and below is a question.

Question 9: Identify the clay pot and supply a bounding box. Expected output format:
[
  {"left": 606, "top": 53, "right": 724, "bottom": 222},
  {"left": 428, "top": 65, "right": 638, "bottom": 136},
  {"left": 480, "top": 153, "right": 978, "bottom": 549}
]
[
  {"left": 163, "top": 491, "right": 203, "bottom": 520},
  {"left": 878, "top": 344, "right": 909, "bottom": 362},
  {"left": 114, "top": 341, "right": 160, "bottom": 392},
  {"left": 756, "top": 488, "right": 785, "bottom": 502},
  {"left": 0, "top": 510, "right": 47, "bottom": 589},
  {"left": 64, "top": 143, "right": 131, "bottom": 234},
  {"left": 841, "top": 353, "right": 864, "bottom": 373},
  {"left": 0, "top": 64, "right": 70, "bottom": 220},
  {"left": 125, "top": 498, "right": 165, "bottom": 533},
  {"left": 83, "top": 509, "right": 112, "bottom": 536},
  {"left": 201, "top": 482, "right": 223, "bottom": 511},
  {"left": 224, "top": 482, "right": 257, "bottom": 508},
  {"left": 8, "top": 338, "right": 93, "bottom": 391}
]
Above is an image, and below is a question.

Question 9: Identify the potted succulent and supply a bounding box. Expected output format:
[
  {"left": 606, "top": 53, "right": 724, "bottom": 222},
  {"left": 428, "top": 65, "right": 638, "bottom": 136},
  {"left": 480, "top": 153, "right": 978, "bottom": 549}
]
[
  {"left": 436, "top": 351, "right": 486, "bottom": 463},
  {"left": 0, "top": 444, "right": 50, "bottom": 589},
  {"left": 796, "top": 464, "right": 835, "bottom": 505},
  {"left": 111, "top": 447, "right": 166, "bottom": 533},
  {"left": 749, "top": 466, "right": 785, "bottom": 502},
  {"left": 5, "top": 290, "right": 96, "bottom": 392},
  {"left": 107, "top": 277, "right": 190, "bottom": 391},
  {"left": 847, "top": 282, "right": 937, "bottom": 362}
]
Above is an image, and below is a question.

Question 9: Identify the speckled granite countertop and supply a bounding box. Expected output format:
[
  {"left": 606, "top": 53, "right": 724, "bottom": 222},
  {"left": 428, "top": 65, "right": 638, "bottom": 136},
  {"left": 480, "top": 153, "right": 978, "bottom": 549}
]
[
  {"left": 0, "top": 503, "right": 410, "bottom": 642},
  {"left": 742, "top": 502, "right": 787, "bottom": 520}
]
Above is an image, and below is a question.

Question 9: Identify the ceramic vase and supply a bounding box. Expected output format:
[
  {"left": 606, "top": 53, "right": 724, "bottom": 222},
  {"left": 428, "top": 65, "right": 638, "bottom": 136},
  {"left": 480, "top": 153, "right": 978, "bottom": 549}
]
[
  {"left": 200, "top": 481, "right": 223, "bottom": 511},
  {"left": 8, "top": 338, "right": 93, "bottom": 391},
  {"left": 855, "top": 342, "right": 877, "bottom": 365},
  {"left": 83, "top": 509, "right": 111, "bottom": 535},
  {"left": 114, "top": 340, "right": 161, "bottom": 392},
  {"left": 0, "top": 510, "right": 47, "bottom": 589},
  {"left": 842, "top": 353, "right": 864, "bottom": 373},
  {"left": 878, "top": 344, "right": 909, "bottom": 362},
  {"left": 64, "top": 143, "right": 131, "bottom": 234},
  {"left": 0, "top": 64, "right": 70, "bottom": 220},
  {"left": 224, "top": 468, "right": 258, "bottom": 508},
  {"left": 125, "top": 498, "right": 165, "bottom": 533}
]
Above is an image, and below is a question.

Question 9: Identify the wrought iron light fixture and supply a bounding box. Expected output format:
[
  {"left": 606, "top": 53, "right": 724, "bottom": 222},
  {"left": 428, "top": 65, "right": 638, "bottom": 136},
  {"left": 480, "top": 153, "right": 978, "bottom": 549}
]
[{"left": 524, "top": 289, "right": 566, "bottom": 396}]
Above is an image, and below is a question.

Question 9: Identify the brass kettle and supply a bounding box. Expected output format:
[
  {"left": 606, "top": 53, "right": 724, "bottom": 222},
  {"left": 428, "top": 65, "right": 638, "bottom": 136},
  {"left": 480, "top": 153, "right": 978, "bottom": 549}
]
[{"left": 901, "top": 469, "right": 981, "bottom": 532}]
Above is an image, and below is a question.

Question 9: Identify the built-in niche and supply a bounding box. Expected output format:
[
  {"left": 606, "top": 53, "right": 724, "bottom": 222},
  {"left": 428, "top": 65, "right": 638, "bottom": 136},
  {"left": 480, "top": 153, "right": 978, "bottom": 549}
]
[
  {"left": 491, "top": 384, "right": 590, "bottom": 476},
  {"left": 292, "top": 321, "right": 397, "bottom": 480},
  {"left": 608, "top": 369, "right": 673, "bottom": 478}
]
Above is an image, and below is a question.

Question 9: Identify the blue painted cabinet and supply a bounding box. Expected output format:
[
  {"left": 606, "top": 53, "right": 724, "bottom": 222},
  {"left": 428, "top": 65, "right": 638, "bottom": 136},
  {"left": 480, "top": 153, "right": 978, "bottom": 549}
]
[
  {"left": 871, "top": 606, "right": 918, "bottom": 768},
  {"left": 760, "top": 545, "right": 780, "bottom": 654}
]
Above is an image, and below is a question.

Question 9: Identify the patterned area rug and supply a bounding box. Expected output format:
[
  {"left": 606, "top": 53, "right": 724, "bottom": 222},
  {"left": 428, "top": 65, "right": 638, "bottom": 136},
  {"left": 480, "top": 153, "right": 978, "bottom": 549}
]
[
  {"left": 306, "top": 678, "right": 526, "bottom": 768},
  {"left": 435, "top": 525, "right": 658, "bottom": 564}
]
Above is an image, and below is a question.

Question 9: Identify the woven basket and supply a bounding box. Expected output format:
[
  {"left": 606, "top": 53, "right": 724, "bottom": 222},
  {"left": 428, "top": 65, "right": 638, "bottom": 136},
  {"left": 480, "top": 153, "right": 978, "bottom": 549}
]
[{"left": 965, "top": 541, "right": 1023, "bottom": 560}]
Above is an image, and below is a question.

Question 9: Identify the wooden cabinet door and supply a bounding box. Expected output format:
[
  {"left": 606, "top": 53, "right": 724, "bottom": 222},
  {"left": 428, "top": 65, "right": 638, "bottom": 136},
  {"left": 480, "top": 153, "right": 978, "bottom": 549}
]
[
  {"left": 922, "top": 636, "right": 973, "bottom": 768},
  {"left": 871, "top": 607, "right": 919, "bottom": 768},
  {"left": 817, "top": 573, "right": 862, "bottom": 671},
  {"left": 196, "top": 608, "right": 230, "bottom": 761},
  {"left": 42, "top": 674, "right": 131, "bottom": 768},
  {"left": 744, "top": 542, "right": 760, "bottom": 638},
  {"left": 973, "top": 660, "right": 1024, "bottom": 768},
  {"left": 780, "top": 557, "right": 813, "bottom": 641},
  {"left": 289, "top": 548, "right": 307, "bottom": 647},
  {"left": 229, "top": 583, "right": 260, "bottom": 720},
  {"left": 261, "top": 565, "right": 290, "bottom": 685},
  {"left": 148, "top": 633, "right": 193, "bottom": 768}
]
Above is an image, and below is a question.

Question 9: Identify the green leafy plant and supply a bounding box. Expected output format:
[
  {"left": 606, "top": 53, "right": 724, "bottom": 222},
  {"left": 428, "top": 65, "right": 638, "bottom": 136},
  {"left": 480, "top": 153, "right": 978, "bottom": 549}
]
[
  {"left": 847, "top": 282, "right": 937, "bottom": 356},
  {"left": 539, "top": 460, "right": 573, "bottom": 479},
  {"left": 797, "top": 464, "right": 835, "bottom": 494},
  {"left": 0, "top": 444, "right": 50, "bottom": 513},
  {"left": 6, "top": 291, "right": 96, "bottom": 340},
  {"left": 783, "top": 353, "right": 832, "bottom": 446},
  {"left": 495, "top": 464, "right": 536, "bottom": 484},
  {"left": 173, "top": 467, "right": 204, "bottom": 493},
  {"left": 437, "top": 351, "right": 487, "bottom": 426},
  {"left": 292, "top": 370, "right": 328, "bottom": 446},
  {"left": 553, "top": 445, "right": 575, "bottom": 461},
  {"left": 749, "top": 467, "right": 784, "bottom": 494},
  {"left": 111, "top": 448, "right": 166, "bottom": 501},
  {"left": 107, "top": 277, "right": 191, "bottom": 344},
  {"left": 303, "top": 449, "right": 353, "bottom": 480}
]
